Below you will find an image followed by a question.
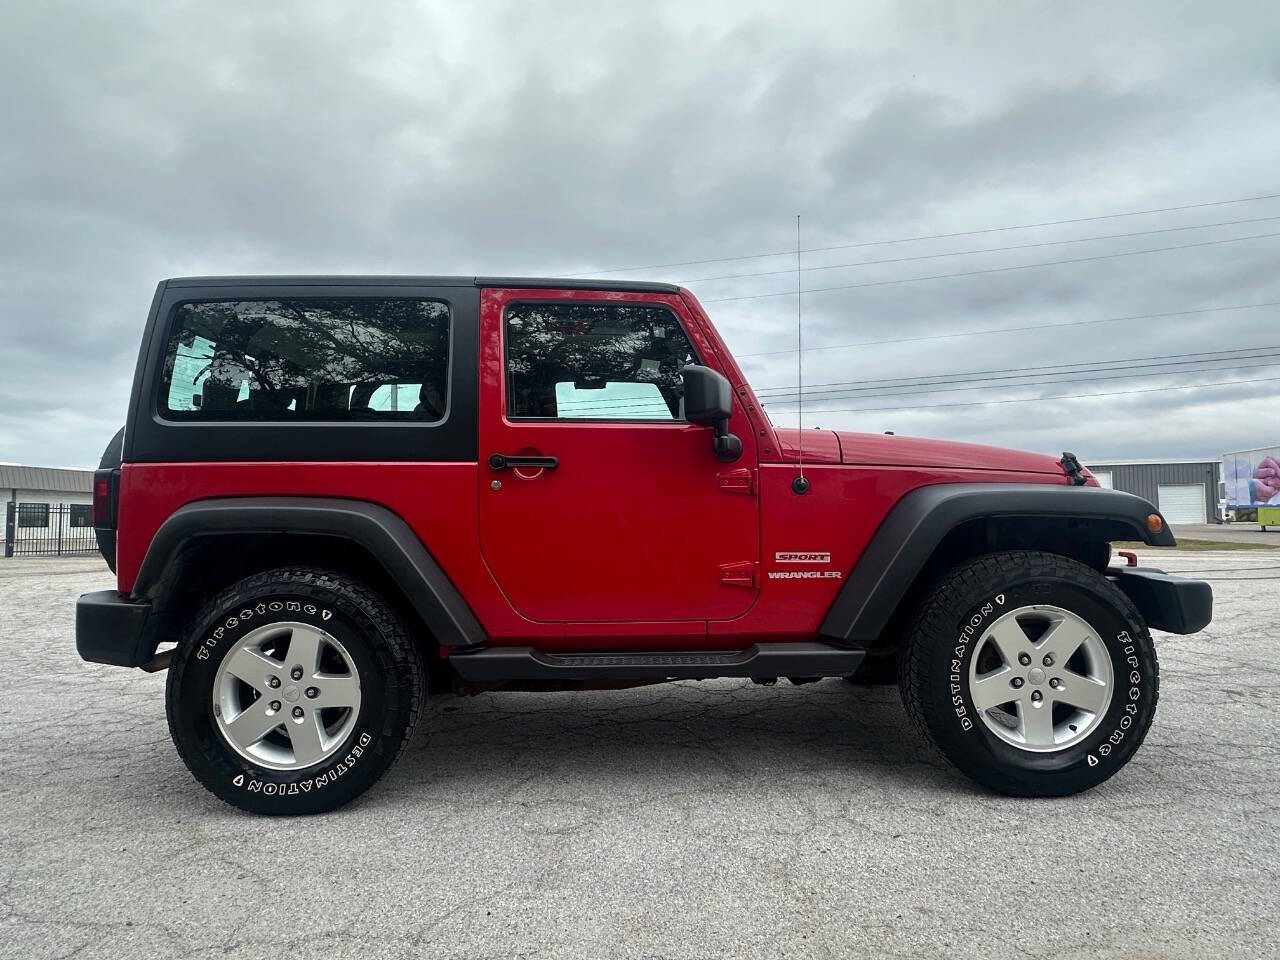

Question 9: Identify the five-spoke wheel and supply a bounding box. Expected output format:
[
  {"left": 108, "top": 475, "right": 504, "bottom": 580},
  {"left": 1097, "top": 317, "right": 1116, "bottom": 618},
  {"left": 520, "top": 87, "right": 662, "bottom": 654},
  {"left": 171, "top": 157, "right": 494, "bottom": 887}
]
[
  {"left": 967, "top": 604, "right": 1112, "bottom": 752},
  {"left": 213, "top": 622, "right": 362, "bottom": 770}
]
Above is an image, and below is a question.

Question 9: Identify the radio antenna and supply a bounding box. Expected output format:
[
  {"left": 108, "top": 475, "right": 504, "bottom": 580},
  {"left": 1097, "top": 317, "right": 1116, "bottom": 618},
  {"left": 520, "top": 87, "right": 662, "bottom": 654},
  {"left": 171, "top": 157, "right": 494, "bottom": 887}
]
[{"left": 792, "top": 214, "right": 810, "bottom": 495}]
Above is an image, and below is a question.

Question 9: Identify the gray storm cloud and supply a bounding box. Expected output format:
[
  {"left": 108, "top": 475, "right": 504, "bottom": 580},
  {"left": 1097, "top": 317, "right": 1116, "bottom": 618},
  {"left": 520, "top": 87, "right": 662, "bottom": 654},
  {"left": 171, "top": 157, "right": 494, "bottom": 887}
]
[{"left": 2, "top": 0, "right": 1278, "bottom": 466}]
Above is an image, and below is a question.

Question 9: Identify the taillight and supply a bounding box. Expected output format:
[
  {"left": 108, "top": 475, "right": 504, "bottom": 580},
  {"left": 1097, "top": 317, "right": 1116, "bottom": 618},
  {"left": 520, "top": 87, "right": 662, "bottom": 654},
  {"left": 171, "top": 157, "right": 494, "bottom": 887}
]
[{"left": 92, "top": 468, "right": 117, "bottom": 529}]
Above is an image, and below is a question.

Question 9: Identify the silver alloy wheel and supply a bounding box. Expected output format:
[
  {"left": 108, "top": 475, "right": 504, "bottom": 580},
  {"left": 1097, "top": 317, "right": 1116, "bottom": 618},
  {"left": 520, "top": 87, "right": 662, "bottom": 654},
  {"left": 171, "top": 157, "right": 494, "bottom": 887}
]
[
  {"left": 967, "top": 604, "right": 1113, "bottom": 753},
  {"left": 212, "top": 621, "right": 362, "bottom": 771}
]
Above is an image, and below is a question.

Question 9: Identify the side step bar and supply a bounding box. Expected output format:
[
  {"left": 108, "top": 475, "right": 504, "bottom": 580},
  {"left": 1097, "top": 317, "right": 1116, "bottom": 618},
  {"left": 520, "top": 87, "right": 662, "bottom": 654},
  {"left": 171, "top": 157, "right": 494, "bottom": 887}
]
[{"left": 448, "top": 643, "right": 864, "bottom": 682}]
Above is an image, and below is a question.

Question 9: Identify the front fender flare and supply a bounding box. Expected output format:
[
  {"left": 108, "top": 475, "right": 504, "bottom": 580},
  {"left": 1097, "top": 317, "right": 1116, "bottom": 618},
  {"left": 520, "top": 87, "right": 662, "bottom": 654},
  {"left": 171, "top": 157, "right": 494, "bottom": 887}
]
[{"left": 818, "top": 483, "right": 1174, "bottom": 645}]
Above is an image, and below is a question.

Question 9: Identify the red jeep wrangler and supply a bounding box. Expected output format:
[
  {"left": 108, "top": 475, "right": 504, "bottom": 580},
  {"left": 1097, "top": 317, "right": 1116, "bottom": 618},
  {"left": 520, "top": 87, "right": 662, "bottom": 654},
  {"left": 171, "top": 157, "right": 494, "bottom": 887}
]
[{"left": 77, "top": 276, "right": 1212, "bottom": 814}]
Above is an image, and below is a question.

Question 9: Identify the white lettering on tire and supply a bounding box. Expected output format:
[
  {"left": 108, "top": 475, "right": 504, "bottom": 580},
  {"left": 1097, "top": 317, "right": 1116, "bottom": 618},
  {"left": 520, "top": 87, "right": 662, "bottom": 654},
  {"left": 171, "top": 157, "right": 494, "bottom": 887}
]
[
  {"left": 197, "top": 606, "right": 333, "bottom": 665},
  {"left": 235, "top": 732, "right": 373, "bottom": 794},
  {"left": 947, "top": 593, "right": 1006, "bottom": 732}
]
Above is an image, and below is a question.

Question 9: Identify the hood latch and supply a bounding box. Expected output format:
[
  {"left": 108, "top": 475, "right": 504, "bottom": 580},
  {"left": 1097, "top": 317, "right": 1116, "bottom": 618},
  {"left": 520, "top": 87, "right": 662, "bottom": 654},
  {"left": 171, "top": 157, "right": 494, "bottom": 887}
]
[{"left": 1059, "top": 451, "right": 1089, "bottom": 486}]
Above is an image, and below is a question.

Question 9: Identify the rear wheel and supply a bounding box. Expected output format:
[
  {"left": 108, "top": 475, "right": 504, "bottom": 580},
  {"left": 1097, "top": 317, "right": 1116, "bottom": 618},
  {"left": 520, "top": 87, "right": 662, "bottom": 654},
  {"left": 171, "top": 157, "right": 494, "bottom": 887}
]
[
  {"left": 166, "top": 567, "right": 424, "bottom": 815},
  {"left": 899, "top": 550, "right": 1158, "bottom": 796}
]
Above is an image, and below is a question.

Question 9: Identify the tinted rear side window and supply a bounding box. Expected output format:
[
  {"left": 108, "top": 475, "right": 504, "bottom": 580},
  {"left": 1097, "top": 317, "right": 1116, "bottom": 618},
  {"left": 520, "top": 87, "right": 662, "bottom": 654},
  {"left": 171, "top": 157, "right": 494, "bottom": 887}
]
[{"left": 159, "top": 298, "right": 451, "bottom": 421}]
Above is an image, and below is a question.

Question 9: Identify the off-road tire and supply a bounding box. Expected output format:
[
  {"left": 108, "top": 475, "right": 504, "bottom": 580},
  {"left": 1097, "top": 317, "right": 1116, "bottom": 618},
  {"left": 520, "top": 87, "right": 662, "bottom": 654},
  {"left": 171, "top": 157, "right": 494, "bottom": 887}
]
[
  {"left": 166, "top": 567, "right": 424, "bottom": 815},
  {"left": 899, "top": 550, "right": 1159, "bottom": 796}
]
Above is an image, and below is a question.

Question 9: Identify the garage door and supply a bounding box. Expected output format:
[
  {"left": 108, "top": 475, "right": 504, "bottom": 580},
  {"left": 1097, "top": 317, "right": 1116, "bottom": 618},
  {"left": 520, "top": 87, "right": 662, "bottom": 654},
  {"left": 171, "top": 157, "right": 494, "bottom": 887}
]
[
  {"left": 1092, "top": 471, "right": 1113, "bottom": 489},
  {"left": 1158, "top": 484, "right": 1206, "bottom": 524}
]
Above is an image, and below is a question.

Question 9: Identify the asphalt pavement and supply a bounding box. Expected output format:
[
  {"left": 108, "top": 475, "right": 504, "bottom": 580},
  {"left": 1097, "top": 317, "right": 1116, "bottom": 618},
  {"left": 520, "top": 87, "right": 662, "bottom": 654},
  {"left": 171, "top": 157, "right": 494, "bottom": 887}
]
[
  {"left": 1, "top": 553, "right": 1277, "bottom": 959},
  {"left": 1171, "top": 523, "right": 1280, "bottom": 546}
]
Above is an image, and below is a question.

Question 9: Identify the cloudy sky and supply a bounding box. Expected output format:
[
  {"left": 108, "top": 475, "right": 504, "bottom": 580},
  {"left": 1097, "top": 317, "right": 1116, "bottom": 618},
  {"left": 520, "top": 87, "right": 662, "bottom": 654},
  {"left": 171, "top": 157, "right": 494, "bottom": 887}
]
[{"left": 3, "top": 0, "right": 1279, "bottom": 467}]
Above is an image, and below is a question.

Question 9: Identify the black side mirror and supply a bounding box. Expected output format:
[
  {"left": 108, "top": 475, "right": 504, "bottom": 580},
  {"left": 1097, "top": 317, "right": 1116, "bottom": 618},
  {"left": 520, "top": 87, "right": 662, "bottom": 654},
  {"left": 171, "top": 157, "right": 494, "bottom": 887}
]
[{"left": 682, "top": 365, "right": 742, "bottom": 463}]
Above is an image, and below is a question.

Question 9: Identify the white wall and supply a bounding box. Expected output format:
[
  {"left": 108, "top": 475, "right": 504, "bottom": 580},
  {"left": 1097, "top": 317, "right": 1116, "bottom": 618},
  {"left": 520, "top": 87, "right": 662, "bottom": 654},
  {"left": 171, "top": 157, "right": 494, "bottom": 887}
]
[{"left": 12, "top": 489, "right": 92, "bottom": 504}]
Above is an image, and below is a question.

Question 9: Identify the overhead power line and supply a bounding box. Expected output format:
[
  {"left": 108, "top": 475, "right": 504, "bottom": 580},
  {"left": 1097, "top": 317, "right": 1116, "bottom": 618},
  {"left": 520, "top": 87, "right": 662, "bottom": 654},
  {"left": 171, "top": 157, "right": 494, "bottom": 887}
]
[
  {"left": 565, "top": 356, "right": 1280, "bottom": 414},
  {"left": 702, "top": 230, "right": 1280, "bottom": 304},
  {"left": 573, "top": 191, "right": 1280, "bottom": 277},
  {"left": 565, "top": 353, "right": 1280, "bottom": 414},
  {"left": 735, "top": 300, "right": 1280, "bottom": 359},
  {"left": 752, "top": 344, "right": 1280, "bottom": 398},
  {"left": 762, "top": 356, "right": 1280, "bottom": 407},
  {"left": 677, "top": 214, "right": 1280, "bottom": 285},
  {"left": 560, "top": 344, "right": 1280, "bottom": 412},
  {"left": 759, "top": 373, "right": 1276, "bottom": 416}
]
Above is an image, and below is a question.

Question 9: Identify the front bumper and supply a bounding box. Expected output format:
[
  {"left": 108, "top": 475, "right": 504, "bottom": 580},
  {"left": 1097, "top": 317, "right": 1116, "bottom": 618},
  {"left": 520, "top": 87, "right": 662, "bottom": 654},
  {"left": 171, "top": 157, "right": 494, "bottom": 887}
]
[
  {"left": 76, "top": 590, "right": 154, "bottom": 667},
  {"left": 1109, "top": 566, "right": 1212, "bottom": 634}
]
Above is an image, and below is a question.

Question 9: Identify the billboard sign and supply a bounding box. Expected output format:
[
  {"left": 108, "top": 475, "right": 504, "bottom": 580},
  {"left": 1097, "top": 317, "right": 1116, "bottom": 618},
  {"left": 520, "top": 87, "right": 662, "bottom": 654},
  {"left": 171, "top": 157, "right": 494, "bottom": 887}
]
[{"left": 1223, "top": 446, "right": 1280, "bottom": 508}]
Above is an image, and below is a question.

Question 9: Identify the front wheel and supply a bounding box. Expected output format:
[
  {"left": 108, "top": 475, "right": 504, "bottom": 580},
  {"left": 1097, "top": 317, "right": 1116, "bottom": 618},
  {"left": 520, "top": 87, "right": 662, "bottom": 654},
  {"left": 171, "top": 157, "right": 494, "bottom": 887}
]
[
  {"left": 899, "top": 551, "right": 1159, "bottom": 796},
  {"left": 166, "top": 567, "right": 424, "bottom": 815}
]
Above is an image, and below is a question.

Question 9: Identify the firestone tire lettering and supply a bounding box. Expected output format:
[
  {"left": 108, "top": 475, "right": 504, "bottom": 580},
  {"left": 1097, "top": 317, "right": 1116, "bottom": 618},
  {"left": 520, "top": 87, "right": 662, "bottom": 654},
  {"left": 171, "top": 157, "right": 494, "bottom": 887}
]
[
  {"left": 899, "top": 550, "right": 1159, "bottom": 798},
  {"left": 165, "top": 567, "right": 424, "bottom": 816}
]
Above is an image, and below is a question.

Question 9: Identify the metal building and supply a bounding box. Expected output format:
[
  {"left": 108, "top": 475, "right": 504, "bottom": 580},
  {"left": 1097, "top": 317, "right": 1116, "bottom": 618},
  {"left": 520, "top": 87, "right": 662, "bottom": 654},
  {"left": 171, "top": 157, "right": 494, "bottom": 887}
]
[
  {"left": 1, "top": 464, "right": 95, "bottom": 557},
  {"left": 1084, "top": 459, "right": 1221, "bottom": 525}
]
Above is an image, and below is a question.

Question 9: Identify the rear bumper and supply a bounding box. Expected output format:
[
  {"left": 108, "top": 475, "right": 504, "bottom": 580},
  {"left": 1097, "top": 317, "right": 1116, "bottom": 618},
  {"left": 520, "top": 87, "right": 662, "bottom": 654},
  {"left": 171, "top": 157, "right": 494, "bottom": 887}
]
[
  {"left": 1109, "top": 567, "right": 1212, "bottom": 635},
  {"left": 76, "top": 590, "right": 154, "bottom": 667}
]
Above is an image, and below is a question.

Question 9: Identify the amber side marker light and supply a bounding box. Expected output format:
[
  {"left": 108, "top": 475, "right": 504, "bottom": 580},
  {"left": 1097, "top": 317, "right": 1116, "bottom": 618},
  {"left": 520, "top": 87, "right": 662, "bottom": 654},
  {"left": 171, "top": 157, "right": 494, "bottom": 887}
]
[{"left": 1147, "top": 514, "right": 1164, "bottom": 533}]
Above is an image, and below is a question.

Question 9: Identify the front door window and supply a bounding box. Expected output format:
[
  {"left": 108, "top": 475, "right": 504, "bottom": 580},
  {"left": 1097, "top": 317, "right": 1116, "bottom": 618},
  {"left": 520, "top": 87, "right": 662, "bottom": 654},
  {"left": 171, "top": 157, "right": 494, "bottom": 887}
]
[{"left": 504, "top": 301, "right": 697, "bottom": 420}]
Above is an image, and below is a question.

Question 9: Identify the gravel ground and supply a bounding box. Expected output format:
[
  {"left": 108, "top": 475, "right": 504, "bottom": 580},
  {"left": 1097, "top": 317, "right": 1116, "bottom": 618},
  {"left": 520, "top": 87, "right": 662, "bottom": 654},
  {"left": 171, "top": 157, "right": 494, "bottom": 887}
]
[{"left": 1, "top": 552, "right": 1277, "bottom": 959}]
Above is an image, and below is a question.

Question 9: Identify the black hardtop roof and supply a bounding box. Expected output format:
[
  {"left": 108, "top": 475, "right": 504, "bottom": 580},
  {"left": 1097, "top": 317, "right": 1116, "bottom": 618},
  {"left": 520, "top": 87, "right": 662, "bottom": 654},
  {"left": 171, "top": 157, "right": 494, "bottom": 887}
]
[{"left": 163, "top": 276, "right": 681, "bottom": 294}]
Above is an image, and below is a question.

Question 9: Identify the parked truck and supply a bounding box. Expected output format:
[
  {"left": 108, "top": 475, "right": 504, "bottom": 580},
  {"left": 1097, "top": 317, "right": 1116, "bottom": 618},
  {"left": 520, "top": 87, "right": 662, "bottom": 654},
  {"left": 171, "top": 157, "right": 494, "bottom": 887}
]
[{"left": 1222, "top": 444, "right": 1280, "bottom": 527}]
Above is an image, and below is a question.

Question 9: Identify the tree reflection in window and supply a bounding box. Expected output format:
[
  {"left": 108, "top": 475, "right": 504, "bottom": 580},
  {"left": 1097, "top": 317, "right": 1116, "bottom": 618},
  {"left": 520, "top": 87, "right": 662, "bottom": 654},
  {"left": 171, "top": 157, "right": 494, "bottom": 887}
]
[
  {"left": 505, "top": 302, "right": 697, "bottom": 419},
  {"left": 161, "top": 298, "right": 450, "bottom": 421}
]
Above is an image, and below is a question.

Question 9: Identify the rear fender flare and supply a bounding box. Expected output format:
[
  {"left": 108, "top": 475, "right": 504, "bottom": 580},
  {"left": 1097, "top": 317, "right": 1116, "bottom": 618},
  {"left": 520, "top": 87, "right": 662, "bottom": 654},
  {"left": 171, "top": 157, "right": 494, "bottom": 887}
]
[
  {"left": 133, "top": 497, "right": 486, "bottom": 651},
  {"left": 819, "top": 483, "right": 1173, "bottom": 645}
]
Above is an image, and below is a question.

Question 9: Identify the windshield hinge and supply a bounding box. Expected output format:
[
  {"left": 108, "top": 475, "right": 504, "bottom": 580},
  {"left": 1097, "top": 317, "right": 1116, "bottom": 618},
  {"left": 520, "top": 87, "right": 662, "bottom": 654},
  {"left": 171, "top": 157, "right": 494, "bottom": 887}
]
[
  {"left": 717, "top": 468, "right": 756, "bottom": 496},
  {"left": 719, "top": 561, "right": 758, "bottom": 588}
]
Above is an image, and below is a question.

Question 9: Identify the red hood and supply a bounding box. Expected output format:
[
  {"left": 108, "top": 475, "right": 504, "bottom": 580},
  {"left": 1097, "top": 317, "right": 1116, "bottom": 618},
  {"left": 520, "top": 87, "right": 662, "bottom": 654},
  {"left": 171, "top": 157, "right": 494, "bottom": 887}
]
[{"left": 774, "top": 427, "right": 1071, "bottom": 476}]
